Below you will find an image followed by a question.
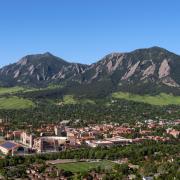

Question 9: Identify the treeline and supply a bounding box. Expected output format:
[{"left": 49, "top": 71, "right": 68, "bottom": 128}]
[{"left": 0, "top": 99, "right": 180, "bottom": 129}]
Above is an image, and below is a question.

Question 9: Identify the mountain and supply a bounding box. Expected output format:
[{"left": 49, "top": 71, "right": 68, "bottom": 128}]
[
  {"left": 0, "top": 47, "right": 180, "bottom": 95},
  {"left": 77, "top": 46, "right": 180, "bottom": 95},
  {"left": 0, "top": 52, "right": 88, "bottom": 87}
]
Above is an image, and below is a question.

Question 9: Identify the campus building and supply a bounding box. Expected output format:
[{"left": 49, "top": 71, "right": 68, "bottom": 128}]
[
  {"left": 33, "top": 136, "right": 68, "bottom": 152},
  {"left": 20, "top": 131, "right": 34, "bottom": 148},
  {"left": 0, "top": 141, "right": 26, "bottom": 156}
]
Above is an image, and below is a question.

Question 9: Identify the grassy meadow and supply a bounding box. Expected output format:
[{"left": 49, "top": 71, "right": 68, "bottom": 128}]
[
  {"left": 63, "top": 95, "right": 77, "bottom": 104},
  {"left": 61, "top": 95, "right": 95, "bottom": 105},
  {"left": 0, "top": 86, "right": 25, "bottom": 95},
  {"left": 0, "top": 96, "right": 34, "bottom": 109},
  {"left": 112, "top": 92, "right": 180, "bottom": 106},
  {"left": 1, "top": 85, "right": 180, "bottom": 109}
]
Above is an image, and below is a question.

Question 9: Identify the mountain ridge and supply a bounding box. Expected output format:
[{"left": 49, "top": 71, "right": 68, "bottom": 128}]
[{"left": 0, "top": 46, "right": 180, "bottom": 96}]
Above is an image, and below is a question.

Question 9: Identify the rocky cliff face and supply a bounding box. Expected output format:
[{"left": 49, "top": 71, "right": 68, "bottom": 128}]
[
  {"left": 0, "top": 47, "right": 180, "bottom": 94},
  {"left": 0, "top": 52, "right": 88, "bottom": 86},
  {"left": 77, "top": 47, "right": 180, "bottom": 89}
]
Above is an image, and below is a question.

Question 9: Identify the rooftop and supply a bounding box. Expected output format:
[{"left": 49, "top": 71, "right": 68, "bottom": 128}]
[{"left": 0, "top": 141, "right": 19, "bottom": 150}]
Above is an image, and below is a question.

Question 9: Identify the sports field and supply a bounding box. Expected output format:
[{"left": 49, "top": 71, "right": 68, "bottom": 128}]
[{"left": 56, "top": 160, "right": 114, "bottom": 172}]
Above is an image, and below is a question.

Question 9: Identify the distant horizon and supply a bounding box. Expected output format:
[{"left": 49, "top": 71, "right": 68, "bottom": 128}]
[{"left": 0, "top": 0, "right": 180, "bottom": 67}]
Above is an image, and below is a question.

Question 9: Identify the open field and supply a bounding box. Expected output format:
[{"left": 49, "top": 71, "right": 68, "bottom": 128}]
[
  {"left": 0, "top": 96, "right": 35, "bottom": 109},
  {"left": 62, "top": 95, "right": 96, "bottom": 105},
  {"left": 63, "top": 95, "right": 77, "bottom": 104},
  {"left": 2, "top": 86, "right": 180, "bottom": 107},
  {"left": 0, "top": 86, "right": 40, "bottom": 95},
  {"left": 56, "top": 160, "right": 114, "bottom": 172},
  {"left": 112, "top": 92, "right": 180, "bottom": 106},
  {"left": 0, "top": 86, "right": 25, "bottom": 95},
  {"left": 0, "top": 85, "right": 65, "bottom": 96}
]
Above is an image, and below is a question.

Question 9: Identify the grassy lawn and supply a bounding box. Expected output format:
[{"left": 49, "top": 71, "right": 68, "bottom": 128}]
[
  {"left": 56, "top": 160, "right": 114, "bottom": 172},
  {"left": 0, "top": 96, "right": 35, "bottom": 109},
  {"left": 112, "top": 92, "right": 180, "bottom": 106}
]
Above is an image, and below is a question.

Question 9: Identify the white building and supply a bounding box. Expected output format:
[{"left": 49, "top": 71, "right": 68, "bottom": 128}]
[{"left": 33, "top": 136, "right": 68, "bottom": 152}]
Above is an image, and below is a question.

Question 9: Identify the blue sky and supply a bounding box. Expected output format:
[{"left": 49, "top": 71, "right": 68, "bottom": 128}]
[{"left": 0, "top": 0, "right": 180, "bottom": 67}]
